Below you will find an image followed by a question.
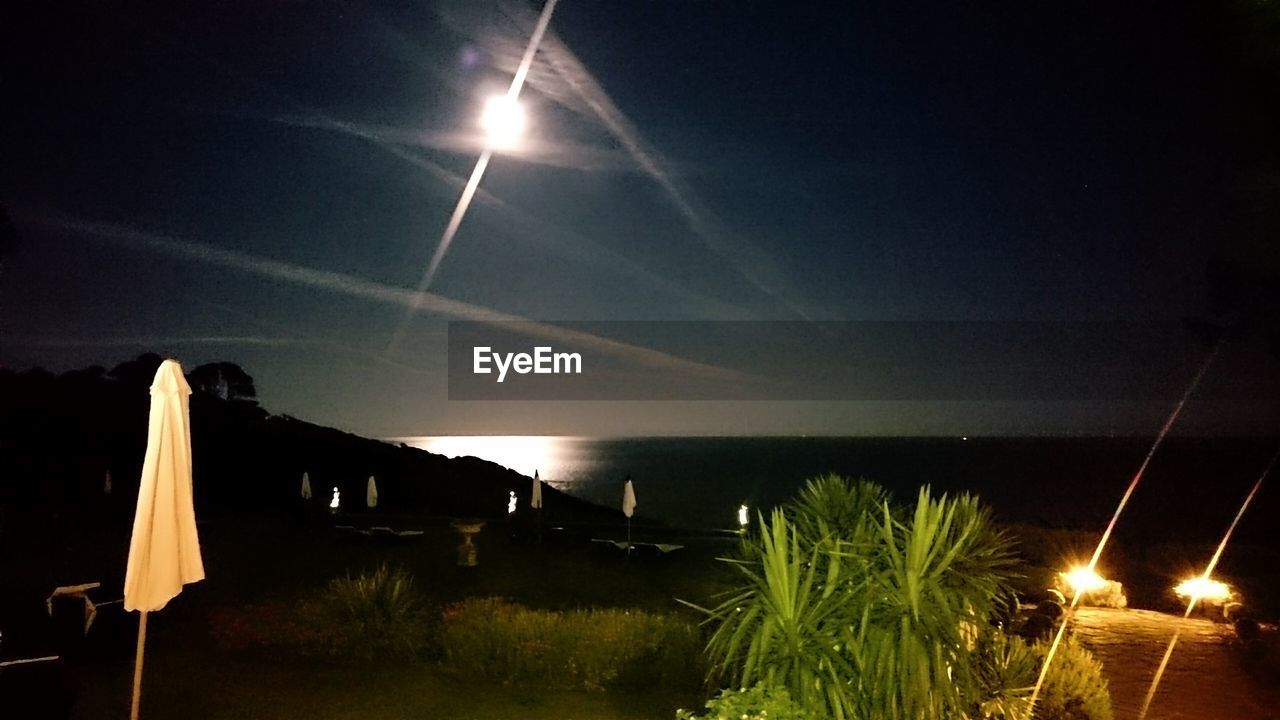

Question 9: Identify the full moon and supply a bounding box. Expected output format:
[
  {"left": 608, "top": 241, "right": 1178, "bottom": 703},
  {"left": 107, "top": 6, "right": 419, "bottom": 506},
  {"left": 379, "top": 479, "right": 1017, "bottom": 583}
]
[{"left": 480, "top": 95, "right": 526, "bottom": 149}]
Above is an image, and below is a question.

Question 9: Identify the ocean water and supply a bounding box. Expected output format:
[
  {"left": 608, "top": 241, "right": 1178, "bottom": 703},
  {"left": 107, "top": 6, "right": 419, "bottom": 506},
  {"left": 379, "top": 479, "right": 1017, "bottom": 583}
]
[{"left": 393, "top": 435, "right": 1280, "bottom": 545}]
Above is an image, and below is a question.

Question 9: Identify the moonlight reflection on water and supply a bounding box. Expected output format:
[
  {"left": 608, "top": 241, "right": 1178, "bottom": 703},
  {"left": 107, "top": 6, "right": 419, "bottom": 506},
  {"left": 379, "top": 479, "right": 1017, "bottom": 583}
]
[{"left": 393, "top": 436, "right": 601, "bottom": 492}]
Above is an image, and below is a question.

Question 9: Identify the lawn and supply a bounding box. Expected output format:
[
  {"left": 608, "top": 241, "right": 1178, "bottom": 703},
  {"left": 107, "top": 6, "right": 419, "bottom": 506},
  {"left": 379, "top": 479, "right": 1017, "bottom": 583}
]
[{"left": 9, "top": 513, "right": 726, "bottom": 719}]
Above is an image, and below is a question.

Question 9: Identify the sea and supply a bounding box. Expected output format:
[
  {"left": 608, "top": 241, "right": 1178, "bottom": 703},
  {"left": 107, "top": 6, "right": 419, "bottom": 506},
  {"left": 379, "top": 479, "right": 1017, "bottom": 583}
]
[{"left": 391, "top": 435, "right": 1280, "bottom": 546}]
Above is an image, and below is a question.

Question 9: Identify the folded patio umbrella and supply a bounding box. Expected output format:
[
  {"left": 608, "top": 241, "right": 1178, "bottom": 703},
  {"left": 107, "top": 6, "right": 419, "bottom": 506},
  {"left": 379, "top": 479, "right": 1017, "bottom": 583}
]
[
  {"left": 532, "top": 470, "right": 544, "bottom": 542},
  {"left": 623, "top": 477, "right": 636, "bottom": 518},
  {"left": 367, "top": 475, "right": 378, "bottom": 508},
  {"left": 301, "top": 471, "right": 312, "bottom": 500},
  {"left": 623, "top": 477, "right": 636, "bottom": 547},
  {"left": 124, "top": 359, "right": 205, "bottom": 719}
]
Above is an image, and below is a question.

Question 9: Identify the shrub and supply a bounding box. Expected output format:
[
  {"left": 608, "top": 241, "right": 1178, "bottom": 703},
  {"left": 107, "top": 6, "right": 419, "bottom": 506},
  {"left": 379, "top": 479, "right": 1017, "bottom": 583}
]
[
  {"left": 208, "top": 564, "right": 430, "bottom": 662},
  {"left": 676, "top": 682, "right": 817, "bottom": 720},
  {"left": 439, "top": 598, "right": 703, "bottom": 691},
  {"left": 697, "top": 510, "right": 855, "bottom": 715},
  {"left": 973, "top": 631, "right": 1037, "bottom": 719},
  {"left": 973, "top": 631, "right": 1113, "bottom": 720},
  {"left": 320, "top": 563, "right": 429, "bottom": 660},
  {"left": 1233, "top": 618, "right": 1280, "bottom": 684},
  {"left": 786, "top": 473, "right": 887, "bottom": 547},
  {"left": 1030, "top": 637, "right": 1113, "bottom": 720},
  {"left": 691, "top": 477, "right": 1020, "bottom": 719}
]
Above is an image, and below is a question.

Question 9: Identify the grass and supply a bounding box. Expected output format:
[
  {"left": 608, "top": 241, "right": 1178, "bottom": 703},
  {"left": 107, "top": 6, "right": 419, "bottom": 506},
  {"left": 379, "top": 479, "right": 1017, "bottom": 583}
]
[
  {"left": 37, "top": 515, "right": 721, "bottom": 720},
  {"left": 68, "top": 637, "right": 697, "bottom": 720},
  {"left": 440, "top": 598, "right": 704, "bottom": 691}
]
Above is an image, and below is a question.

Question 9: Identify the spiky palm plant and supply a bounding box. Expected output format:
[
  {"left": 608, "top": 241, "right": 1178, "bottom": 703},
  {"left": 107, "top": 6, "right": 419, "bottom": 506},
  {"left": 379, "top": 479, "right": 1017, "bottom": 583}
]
[
  {"left": 698, "top": 510, "right": 860, "bottom": 718},
  {"left": 847, "top": 489, "right": 1018, "bottom": 718},
  {"left": 787, "top": 473, "right": 888, "bottom": 548},
  {"left": 325, "top": 563, "right": 425, "bottom": 659},
  {"left": 693, "top": 477, "right": 1018, "bottom": 720},
  {"left": 973, "top": 631, "right": 1037, "bottom": 720}
]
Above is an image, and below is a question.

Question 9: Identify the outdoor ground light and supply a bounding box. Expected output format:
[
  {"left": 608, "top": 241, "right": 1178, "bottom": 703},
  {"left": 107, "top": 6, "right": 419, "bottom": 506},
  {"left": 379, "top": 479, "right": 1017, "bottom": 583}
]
[
  {"left": 329, "top": 487, "right": 340, "bottom": 510},
  {"left": 1060, "top": 566, "right": 1107, "bottom": 596},
  {"left": 737, "top": 504, "right": 749, "bottom": 528},
  {"left": 1052, "top": 563, "right": 1127, "bottom": 608},
  {"left": 508, "top": 490, "right": 518, "bottom": 515},
  {"left": 1174, "top": 576, "right": 1232, "bottom": 605}
]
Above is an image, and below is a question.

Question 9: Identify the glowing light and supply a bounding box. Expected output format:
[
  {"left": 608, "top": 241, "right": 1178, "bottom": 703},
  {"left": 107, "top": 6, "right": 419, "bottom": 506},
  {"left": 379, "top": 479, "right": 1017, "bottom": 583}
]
[
  {"left": 508, "top": 491, "right": 518, "bottom": 515},
  {"left": 330, "top": 487, "right": 340, "bottom": 510},
  {"left": 1174, "top": 576, "right": 1232, "bottom": 603},
  {"left": 737, "top": 504, "right": 749, "bottom": 527},
  {"left": 480, "top": 95, "right": 526, "bottom": 150},
  {"left": 398, "top": 436, "right": 577, "bottom": 482},
  {"left": 1060, "top": 566, "right": 1108, "bottom": 595}
]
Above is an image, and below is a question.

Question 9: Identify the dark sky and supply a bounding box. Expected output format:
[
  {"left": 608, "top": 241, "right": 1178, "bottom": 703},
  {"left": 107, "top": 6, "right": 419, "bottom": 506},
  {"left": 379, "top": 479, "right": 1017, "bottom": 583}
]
[{"left": 2, "top": 0, "right": 1277, "bottom": 436}]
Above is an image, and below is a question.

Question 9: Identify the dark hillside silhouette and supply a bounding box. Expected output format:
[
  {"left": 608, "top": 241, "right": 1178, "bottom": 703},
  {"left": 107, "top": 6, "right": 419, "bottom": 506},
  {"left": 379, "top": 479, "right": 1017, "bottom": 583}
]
[{"left": 0, "top": 355, "right": 620, "bottom": 531}]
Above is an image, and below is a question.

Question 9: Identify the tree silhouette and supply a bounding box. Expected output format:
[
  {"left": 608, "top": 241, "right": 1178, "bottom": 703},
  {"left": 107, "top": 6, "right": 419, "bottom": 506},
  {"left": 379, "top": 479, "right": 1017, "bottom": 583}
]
[
  {"left": 107, "top": 353, "right": 165, "bottom": 390},
  {"left": 188, "top": 362, "right": 258, "bottom": 402}
]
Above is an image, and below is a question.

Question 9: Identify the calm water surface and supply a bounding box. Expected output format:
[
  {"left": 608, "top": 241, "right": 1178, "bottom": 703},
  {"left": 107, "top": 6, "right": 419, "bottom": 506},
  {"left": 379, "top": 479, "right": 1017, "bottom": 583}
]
[{"left": 389, "top": 435, "right": 1280, "bottom": 543}]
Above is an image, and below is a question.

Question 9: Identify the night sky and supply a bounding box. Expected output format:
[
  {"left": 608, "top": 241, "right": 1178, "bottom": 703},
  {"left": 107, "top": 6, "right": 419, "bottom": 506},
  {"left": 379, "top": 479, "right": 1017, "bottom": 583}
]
[{"left": 2, "top": 0, "right": 1277, "bottom": 436}]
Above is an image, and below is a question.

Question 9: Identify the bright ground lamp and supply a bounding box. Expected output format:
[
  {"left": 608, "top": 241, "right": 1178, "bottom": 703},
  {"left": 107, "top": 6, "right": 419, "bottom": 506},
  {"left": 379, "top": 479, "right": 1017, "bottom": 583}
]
[
  {"left": 1173, "top": 576, "right": 1232, "bottom": 604},
  {"left": 1060, "top": 566, "right": 1108, "bottom": 595}
]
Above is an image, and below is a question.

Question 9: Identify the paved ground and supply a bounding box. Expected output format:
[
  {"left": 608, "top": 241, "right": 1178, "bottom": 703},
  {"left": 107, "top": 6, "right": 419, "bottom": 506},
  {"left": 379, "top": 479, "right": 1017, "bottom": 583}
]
[{"left": 1074, "top": 607, "right": 1279, "bottom": 720}]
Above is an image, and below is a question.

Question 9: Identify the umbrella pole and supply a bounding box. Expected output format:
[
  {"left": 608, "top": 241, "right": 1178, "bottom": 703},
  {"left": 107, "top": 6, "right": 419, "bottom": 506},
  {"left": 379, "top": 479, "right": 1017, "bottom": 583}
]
[{"left": 130, "top": 611, "right": 149, "bottom": 720}]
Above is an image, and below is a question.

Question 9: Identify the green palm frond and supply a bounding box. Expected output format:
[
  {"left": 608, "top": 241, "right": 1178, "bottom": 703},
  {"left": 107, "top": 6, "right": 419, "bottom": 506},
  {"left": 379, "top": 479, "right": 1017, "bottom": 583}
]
[{"left": 688, "top": 475, "right": 1020, "bottom": 720}]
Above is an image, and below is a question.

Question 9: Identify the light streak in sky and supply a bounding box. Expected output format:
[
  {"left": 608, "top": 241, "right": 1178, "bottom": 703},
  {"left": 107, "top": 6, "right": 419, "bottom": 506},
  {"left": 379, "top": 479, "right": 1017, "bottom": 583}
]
[
  {"left": 386, "top": 0, "right": 561, "bottom": 356},
  {"left": 40, "top": 214, "right": 747, "bottom": 385}
]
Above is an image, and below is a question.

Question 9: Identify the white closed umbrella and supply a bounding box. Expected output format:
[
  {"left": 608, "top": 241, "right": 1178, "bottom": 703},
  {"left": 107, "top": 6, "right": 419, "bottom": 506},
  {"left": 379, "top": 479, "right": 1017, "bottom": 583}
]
[
  {"left": 124, "top": 359, "right": 206, "bottom": 720},
  {"left": 532, "top": 470, "right": 544, "bottom": 543},
  {"left": 366, "top": 475, "right": 378, "bottom": 508},
  {"left": 622, "top": 477, "right": 636, "bottom": 548},
  {"left": 622, "top": 477, "right": 636, "bottom": 518},
  {"left": 301, "top": 472, "right": 312, "bottom": 500}
]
